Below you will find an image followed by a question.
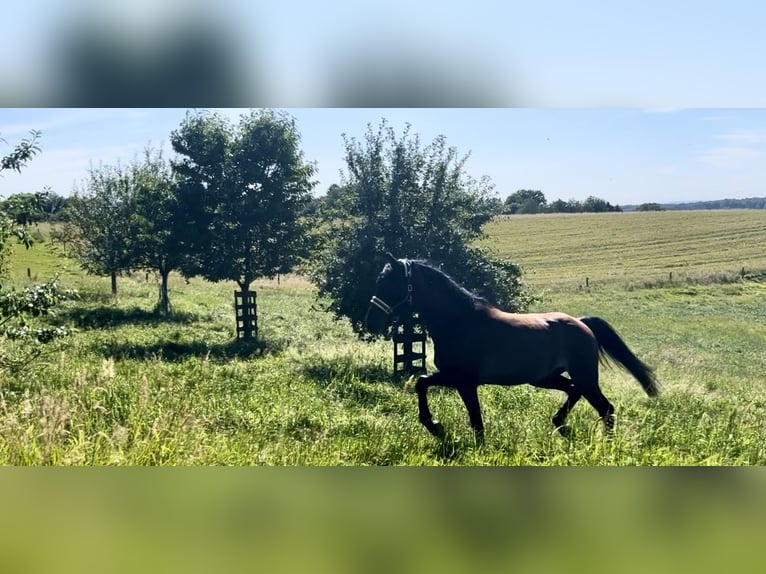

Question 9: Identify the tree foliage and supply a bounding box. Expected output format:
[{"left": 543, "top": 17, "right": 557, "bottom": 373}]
[
  {"left": 170, "top": 109, "right": 316, "bottom": 290},
  {"left": 502, "top": 189, "right": 547, "bottom": 214},
  {"left": 128, "top": 146, "right": 180, "bottom": 315},
  {"left": 0, "top": 130, "right": 41, "bottom": 174},
  {"left": 63, "top": 162, "right": 134, "bottom": 294},
  {"left": 1, "top": 131, "right": 41, "bottom": 277},
  {"left": 1, "top": 131, "right": 75, "bottom": 373},
  {"left": 310, "top": 120, "right": 533, "bottom": 334},
  {"left": 502, "top": 190, "right": 623, "bottom": 214},
  {"left": 0, "top": 188, "right": 69, "bottom": 224}
]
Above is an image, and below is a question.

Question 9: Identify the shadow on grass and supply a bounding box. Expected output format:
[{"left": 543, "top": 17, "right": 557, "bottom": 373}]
[
  {"left": 59, "top": 305, "right": 199, "bottom": 330},
  {"left": 300, "top": 360, "right": 394, "bottom": 386},
  {"left": 92, "top": 337, "right": 287, "bottom": 363},
  {"left": 297, "top": 356, "right": 405, "bottom": 408}
]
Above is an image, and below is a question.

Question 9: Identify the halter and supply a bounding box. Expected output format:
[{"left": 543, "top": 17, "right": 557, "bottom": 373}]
[{"left": 369, "top": 259, "right": 413, "bottom": 316}]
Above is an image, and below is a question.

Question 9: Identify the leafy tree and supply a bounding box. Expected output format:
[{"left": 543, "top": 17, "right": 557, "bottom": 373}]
[
  {"left": 63, "top": 162, "right": 134, "bottom": 294},
  {"left": 637, "top": 202, "right": 664, "bottom": 211},
  {"left": 310, "top": 119, "right": 533, "bottom": 334},
  {"left": 128, "top": 146, "right": 180, "bottom": 315},
  {"left": 1, "top": 131, "right": 41, "bottom": 278},
  {"left": 546, "top": 196, "right": 622, "bottom": 213},
  {"left": 1, "top": 280, "right": 77, "bottom": 371},
  {"left": 0, "top": 188, "right": 69, "bottom": 225},
  {"left": 304, "top": 183, "right": 356, "bottom": 218},
  {"left": 0, "top": 130, "right": 40, "bottom": 174},
  {"left": 548, "top": 198, "right": 575, "bottom": 213},
  {"left": 582, "top": 195, "right": 622, "bottom": 213},
  {"left": 171, "top": 109, "right": 316, "bottom": 338},
  {"left": 1, "top": 130, "right": 75, "bottom": 373},
  {"left": 502, "top": 189, "right": 547, "bottom": 214}
]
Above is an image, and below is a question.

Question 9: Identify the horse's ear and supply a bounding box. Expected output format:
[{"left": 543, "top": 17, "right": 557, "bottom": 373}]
[{"left": 385, "top": 252, "right": 398, "bottom": 265}]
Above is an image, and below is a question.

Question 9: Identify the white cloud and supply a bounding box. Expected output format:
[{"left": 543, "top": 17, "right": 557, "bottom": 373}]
[
  {"left": 697, "top": 128, "right": 766, "bottom": 168},
  {"left": 719, "top": 130, "right": 766, "bottom": 145},
  {"left": 698, "top": 145, "right": 763, "bottom": 168}
]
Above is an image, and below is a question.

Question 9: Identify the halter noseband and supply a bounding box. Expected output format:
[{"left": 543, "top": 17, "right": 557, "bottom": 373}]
[{"left": 369, "top": 259, "right": 413, "bottom": 316}]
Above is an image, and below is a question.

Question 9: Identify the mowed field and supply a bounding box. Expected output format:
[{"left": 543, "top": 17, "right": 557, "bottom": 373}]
[
  {"left": 2, "top": 211, "right": 766, "bottom": 465},
  {"left": 483, "top": 210, "right": 766, "bottom": 290}
]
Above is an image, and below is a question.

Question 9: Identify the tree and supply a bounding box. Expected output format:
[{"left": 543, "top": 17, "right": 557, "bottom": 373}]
[
  {"left": 1, "top": 130, "right": 40, "bottom": 174},
  {"left": 582, "top": 195, "right": 622, "bottom": 213},
  {"left": 1, "top": 131, "right": 41, "bottom": 279},
  {"left": 637, "top": 202, "right": 664, "bottom": 211},
  {"left": 310, "top": 119, "right": 533, "bottom": 334},
  {"left": 64, "top": 162, "right": 134, "bottom": 294},
  {"left": 548, "top": 198, "right": 574, "bottom": 213},
  {"left": 1, "top": 130, "right": 74, "bottom": 373},
  {"left": 171, "top": 109, "right": 316, "bottom": 338},
  {"left": 502, "top": 189, "right": 547, "bottom": 214},
  {"left": 128, "top": 145, "right": 180, "bottom": 315}
]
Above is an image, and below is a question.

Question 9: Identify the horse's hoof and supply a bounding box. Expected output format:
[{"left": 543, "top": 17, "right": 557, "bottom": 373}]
[
  {"left": 431, "top": 421, "right": 446, "bottom": 438},
  {"left": 556, "top": 424, "right": 573, "bottom": 439}
]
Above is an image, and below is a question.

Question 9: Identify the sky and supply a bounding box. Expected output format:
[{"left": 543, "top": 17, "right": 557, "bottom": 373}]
[
  {"left": 2, "top": 1, "right": 765, "bottom": 108},
  {"left": 1, "top": 108, "right": 765, "bottom": 206}
]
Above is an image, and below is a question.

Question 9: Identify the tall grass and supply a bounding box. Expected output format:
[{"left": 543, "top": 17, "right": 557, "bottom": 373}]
[{"left": 2, "top": 214, "right": 765, "bottom": 465}]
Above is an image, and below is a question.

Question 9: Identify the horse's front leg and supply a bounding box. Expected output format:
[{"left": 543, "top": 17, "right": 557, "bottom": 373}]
[{"left": 415, "top": 372, "right": 452, "bottom": 438}]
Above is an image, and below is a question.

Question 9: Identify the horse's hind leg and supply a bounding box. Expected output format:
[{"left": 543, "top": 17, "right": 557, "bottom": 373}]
[
  {"left": 574, "top": 377, "right": 615, "bottom": 433},
  {"left": 533, "top": 374, "right": 582, "bottom": 437},
  {"left": 457, "top": 384, "right": 484, "bottom": 444}
]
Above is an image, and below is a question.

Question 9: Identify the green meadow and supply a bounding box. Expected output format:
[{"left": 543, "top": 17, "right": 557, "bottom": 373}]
[{"left": 2, "top": 211, "right": 766, "bottom": 465}]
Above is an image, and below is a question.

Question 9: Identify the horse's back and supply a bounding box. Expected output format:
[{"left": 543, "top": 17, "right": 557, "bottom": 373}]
[{"left": 475, "top": 308, "right": 599, "bottom": 384}]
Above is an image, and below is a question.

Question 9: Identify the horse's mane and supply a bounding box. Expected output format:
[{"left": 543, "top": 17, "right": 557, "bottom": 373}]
[{"left": 410, "top": 259, "right": 489, "bottom": 310}]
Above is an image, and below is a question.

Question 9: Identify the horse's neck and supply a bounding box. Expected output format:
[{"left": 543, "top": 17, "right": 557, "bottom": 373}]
[{"left": 414, "top": 278, "right": 476, "bottom": 333}]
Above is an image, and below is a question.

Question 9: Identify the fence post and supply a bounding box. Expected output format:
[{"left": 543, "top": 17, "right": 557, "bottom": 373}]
[{"left": 392, "top": 309, "right": 427, "bottom": 377}]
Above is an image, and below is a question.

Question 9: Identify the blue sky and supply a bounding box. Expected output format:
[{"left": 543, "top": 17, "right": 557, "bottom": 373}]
[
  {"left": 1, "top": 108, "right": 765, "bottom": 205},
  {"left": 2, "top": 1, "right": 765, "bottom": 107}
]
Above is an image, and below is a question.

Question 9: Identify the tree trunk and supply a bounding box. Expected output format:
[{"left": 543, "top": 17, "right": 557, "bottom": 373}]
[
  {"left": 158, "top": 269, "right": 171, "bottom": 315},
  {"left": 110, "top": 271, "right": 117, "bottom": 295}
]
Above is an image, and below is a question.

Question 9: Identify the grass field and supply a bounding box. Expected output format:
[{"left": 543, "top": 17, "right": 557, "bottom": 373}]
[
  {"left": 2, "top": 211, "right": 766, "bottom": 465},
  {"left": 482, "top": 210, "right": 766, "bottom": 290}
]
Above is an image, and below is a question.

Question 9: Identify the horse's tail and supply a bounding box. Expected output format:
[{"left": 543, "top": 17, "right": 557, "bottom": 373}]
[{"left": 580, "top": 316, "right": 661, "bottom": 397}]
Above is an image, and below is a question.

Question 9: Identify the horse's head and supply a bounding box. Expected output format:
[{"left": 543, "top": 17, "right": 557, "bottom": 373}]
[{"left": 365, "top": 252, "right": 414, "bottom": 334}]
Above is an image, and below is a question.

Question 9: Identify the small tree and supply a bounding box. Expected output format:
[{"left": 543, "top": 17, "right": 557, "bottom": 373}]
[
  {"left": 64, "top": 162, "right": 134, "bottom": 294},
  {"left": 1, "top": 130, "right": 75, "bottom": 373},
  {"left": 171, "top": 109, "right": 316, "bottom": 338},
  {"left": 582, "top": 195, "right": 622, "bottom": 213},
  {"left": 637, "top": 202, "right": 664, "bottom": 211},
  {"left": 502, "top": 189, "right": 547, "bottom": 214},
  {"left": 1, "top": 130, "right": 41, "bottom": 174},
  {"left": 310, "top": 119, "right": 533, "bottom": 334},
  {"left": 128, "top": 146, "right": 180, "bottom": 315},
  {"left": 1, "top": 130, "right": 41, "bottom": 278}
]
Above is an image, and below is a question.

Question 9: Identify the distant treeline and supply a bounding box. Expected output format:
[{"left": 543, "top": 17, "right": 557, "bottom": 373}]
[
  {"left": 622, "top": 197, "right": 766, "bottom": 211},
  {"left": 500, "top": 189, "right": 622, "bottom": 214},
  {"left": 0, "top": 189, "right": 70, "bottom": 224}
]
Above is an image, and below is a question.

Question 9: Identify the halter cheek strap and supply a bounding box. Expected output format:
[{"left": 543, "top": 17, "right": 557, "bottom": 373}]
[{"left": 369, "top": 259, "right": 413, "bottom": 316}]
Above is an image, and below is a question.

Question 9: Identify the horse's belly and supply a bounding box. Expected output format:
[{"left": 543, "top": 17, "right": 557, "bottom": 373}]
[{"left": 478, "top": 350, "right": 563, "bottom": 385}]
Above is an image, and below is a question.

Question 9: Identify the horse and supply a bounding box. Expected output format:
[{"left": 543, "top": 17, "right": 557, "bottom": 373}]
[{"left": 365, "top": 253, "right": 660, "bottom": 441}]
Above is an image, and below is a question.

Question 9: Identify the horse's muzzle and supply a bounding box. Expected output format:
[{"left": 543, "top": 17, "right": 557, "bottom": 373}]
[{"left": 364, "top": 301, "right": 389, "bottom": 334}]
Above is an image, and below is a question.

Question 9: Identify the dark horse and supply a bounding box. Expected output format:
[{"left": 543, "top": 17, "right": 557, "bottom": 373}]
[{"left": 365, "top": 254, "right": 660, "bottom": 440}]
